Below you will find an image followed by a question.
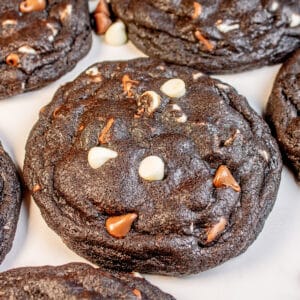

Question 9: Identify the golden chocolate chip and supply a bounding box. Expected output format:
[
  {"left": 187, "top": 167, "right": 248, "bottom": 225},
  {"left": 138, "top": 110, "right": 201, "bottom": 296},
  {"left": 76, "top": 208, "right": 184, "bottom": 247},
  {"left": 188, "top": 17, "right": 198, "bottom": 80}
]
[
  {"left": 213, "top": 165, "right": 241, "bottom": 192},
  {"left": 95, "top": 0, "right": 110, "bottom": 16},
  {"left": 94, "top": 12, "right": 112, "bottom": 35},
  {"left": 223, "top": 129, "right": 240, "bottom": 146},
  {"left": 106, "top": 213, "right": 138, "bottom": 238},
  {"left": 98, "top": 117, "right": 114, "bottom": 144},
  {"left": 32, "top": 184, "right": 41, "bottom": 193},
  {"left": 192, "top": 2, "right": 202, "bottom": 19},
  {"left": 206, "top": 217, "right": 227, "bottom": 243},
  {"left": 122, "top": 75, "right": 139, "bottom": 97},
  {"left": 94, "top": 0, "right": 111, "bottom": 35},
  {"left": 195, "top": 30, "right": 214, "bottom": 51},
  {"left": 52, "top": 106, "right": 62, "bottom": 118},
  {"left": 78, "top": 125, "right": 85, "bottom": 132},
  {"left": 20, "top": 0, "right": 46, "bottom": 13},
  {"left": 133, "top": 288, "right": 142, "bottom": 299},
  {"left": 6, "top": 53, "right": 20, "bottom": 67}
]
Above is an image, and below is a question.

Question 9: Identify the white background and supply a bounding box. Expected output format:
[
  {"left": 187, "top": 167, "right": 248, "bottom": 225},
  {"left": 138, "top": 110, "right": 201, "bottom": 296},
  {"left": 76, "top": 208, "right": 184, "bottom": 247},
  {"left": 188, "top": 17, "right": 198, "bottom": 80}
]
[{"left": 0, "top": 3, "right": 299, "bottom": 299}]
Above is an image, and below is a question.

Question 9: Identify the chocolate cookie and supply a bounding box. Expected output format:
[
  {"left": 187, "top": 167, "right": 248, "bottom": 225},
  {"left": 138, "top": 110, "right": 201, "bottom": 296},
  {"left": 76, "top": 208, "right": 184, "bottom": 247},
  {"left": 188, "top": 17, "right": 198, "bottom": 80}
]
[
  {"left": 23, "top": 58, "right": 282, "bottom": 275},
  {"left": 110, "top": 0, "right": 300, "bottom": 74},
  {"left": 266, "top": 49, "right": 300, "bottom": 182},
  {"left": 0, "top": 0, "right": 92, "bottom": 99},
  {"left": 0, "top": 262, "right": 174, "bottom": 299},
  {"left": 0, "top": 142, "right": 21, "bottom": 264}
]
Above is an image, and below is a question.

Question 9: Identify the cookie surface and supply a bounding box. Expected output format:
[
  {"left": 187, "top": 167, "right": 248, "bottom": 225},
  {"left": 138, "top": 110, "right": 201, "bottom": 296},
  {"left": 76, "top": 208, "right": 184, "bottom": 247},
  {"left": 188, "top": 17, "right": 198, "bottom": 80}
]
[
  {"left": 111, "top": 0, "right": 300, "bottom": 74},
  {"left": 266, "top": 49, "right": 300, "bottom": 182},
  {"left": 0, "top": 142, "right": 21, "bottom": 264},
  {"left": 24, "top": 58, "right": 282, "bottom": 275},
  {"left": 0, "top": 262, "right": 174, "bottom": 299},
  {"left": 0, "top": 0, "right": 91, "bottom": 99}
]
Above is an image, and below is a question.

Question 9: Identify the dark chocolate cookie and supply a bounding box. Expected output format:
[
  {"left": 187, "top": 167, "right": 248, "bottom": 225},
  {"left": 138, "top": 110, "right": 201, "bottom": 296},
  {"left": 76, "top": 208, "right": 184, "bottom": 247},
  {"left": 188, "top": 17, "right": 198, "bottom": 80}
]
[
  {"left": 23, "top": 58, "right": 282, "bottom": 275},
  {"left": 0, "top": 142, "right": 21, "bottom": 264},
  {"left": 111, "top": 0, "right": 300, "bottom": 74},
  {"left": 0, "top": 262, "right": 174, "bottom": 299},
  {"left": 0, "top": 0, "right": 92, "bottom": 99},
  {"left": 266, "top": 49, "right": 300, "bottom": 182}
]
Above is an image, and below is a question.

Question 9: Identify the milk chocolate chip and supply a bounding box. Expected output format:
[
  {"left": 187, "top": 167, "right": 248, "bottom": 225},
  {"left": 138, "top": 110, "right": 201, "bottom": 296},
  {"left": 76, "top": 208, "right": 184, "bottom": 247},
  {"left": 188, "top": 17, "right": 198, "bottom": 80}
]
[
  {"left": 94, "top": 12, "right": 112, "bottom": 35},
  {"left": 213, "top": 165, "right": 241, "bottom": 192},
  {"left": 6, "top": 54, "right": 20, "bottom": 67},
  {"left": 95, "top": 0, "right": 110, "bottom": 16},
  {"left": 122, "top": 74, "right": 139, "bottom": 97},
  {"left": 192, "top": 2, "right": 202, "bottom": 19},
  {"left": 98, "top": 117, "right": 115, "bottom": 144},
  {"left": 20, "top": 0, "right": 46, "bottom": 13},
  {"left": 106, "top": 213, "right": 138, "bottom": 238},
  {"left": 206, "top": 217, "right": 227, "bottom": 244},
  {"left": 133, "top": 288, "right": 142, "bottom": 299}
]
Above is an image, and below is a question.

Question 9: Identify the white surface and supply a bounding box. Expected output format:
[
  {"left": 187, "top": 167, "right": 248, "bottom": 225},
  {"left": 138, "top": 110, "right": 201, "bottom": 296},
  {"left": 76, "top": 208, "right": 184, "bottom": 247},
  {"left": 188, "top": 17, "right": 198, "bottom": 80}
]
[{"left": 0, "top": 32, "right": 299, "bottom": 300}]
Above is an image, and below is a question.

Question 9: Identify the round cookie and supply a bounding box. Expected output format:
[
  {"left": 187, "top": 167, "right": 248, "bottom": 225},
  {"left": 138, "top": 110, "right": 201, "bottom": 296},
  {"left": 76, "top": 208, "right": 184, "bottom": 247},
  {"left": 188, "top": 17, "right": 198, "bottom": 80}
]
[
  {"left": 0, "top": 142, "right": 21, "bottom": 264},
  {"left": 110, "top": 0, "right": 300, "bottom": 74},
  {"left": 24, "top": 58, "right": 282, "bottom": 276},
  {"left": 266, "top": 49, "right": 300, "bottom": 182},
  {"left": 0, "top": 0, "right": 92, "bottom": 99},
  {"left": 0, "top": 262, "right": 174, "bottom": 299}
]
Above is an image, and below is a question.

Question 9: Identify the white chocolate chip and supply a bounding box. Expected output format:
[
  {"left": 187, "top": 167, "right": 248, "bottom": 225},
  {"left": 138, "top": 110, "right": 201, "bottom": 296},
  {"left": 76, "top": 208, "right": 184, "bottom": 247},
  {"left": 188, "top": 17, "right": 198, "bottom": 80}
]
[
  {"left": 190, "top": 222, "right": 194, "bottom": 233},
  {"left": 47, "top": 23, "right": 58, "bottom": 42},
  {"left": 147, "top": 92, "right": 161, "bottom": 112},
  {"left": 88, "top": 147, "right": 118, "bottom": 169},
  {"left": 269, "top": 1, "right": 279, "bottom": 12},
  {"left": 258, "top": 149, "right": 270, "bottom": 162},
  {"left": 160, "top": 78, "right": 186, "bottom": 98},
  {"left": 216, "top": 83, "right": 230, "bottom": 90},
  {"left": 132, "top": 272, "right": 144, "bottom": 278},
  {"left": 138, "top": 91, "right": 161, "bottom": 114},
  {"left": 176, "top": 113, "right": 187, "bottom": 123},
  {"left": 60, "top": 4, "right": 72, "bottom": 21},
  {"left": 18, "top": 46, "right": 36, "bottom": 54},
  {"left": 192, "top": 72, "right": 204, "bottom": 80},
  {"left": 216, "top": 21, "right": 240, "bottom": 33},
  {"left": 157, "top": 65, "right": 165, "bottom": 71},
  {"left": 290, "top": 13, "right": 300, "bottom": 27},
  {"left": 224, "top": 129, "right": 240, "bottom": 146},
  {"left": 171, "top": 104, "right": 182, "bottom": 111},
  {"left": 46, "top": 23, "right": 58, "bottom": 36},
  {"left": 2, "top": 19, "right": 17, "bottom": 26},
  {"left": 86, "top": 66, "right": 100, "bottom": 76},
  {"left": 104, "top": 21, "right": 127, "bottom": 46},
  {"left": 85, "top": 66, "right": 102, "bottom": 82},
  {"left": 138, "top": 156, "right": 165, "bottom": 181},
  {"left": 170, "top": 104, "right": 187, "bottom": 123}
]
